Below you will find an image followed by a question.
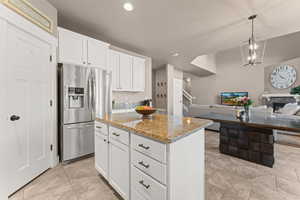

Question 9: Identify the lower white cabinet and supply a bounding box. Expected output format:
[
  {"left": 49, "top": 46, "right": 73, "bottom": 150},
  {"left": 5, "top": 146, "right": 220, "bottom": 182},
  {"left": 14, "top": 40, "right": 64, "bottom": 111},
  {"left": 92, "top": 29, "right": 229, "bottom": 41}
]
[
  {"left": 95, "top": 125, "right": 205, "bottom": 200},
  {"left": 109, "top": 139, "right": 130, "bottom": 200},
  {"left": 95, "top": 132, "right": 109, "bottom": 179}
]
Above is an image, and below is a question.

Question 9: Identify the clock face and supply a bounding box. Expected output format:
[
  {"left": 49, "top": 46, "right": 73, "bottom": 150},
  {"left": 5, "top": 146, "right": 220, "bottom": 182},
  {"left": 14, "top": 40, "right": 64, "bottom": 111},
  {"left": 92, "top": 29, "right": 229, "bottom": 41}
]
[{"left": 270, "top": 65, "right": 297, "bottom": 89}]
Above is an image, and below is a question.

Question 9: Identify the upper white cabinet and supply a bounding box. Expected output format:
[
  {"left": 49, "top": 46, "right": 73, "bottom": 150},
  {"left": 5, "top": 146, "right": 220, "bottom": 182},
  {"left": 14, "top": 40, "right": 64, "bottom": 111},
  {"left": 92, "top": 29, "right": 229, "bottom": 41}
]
[
  {"left": 87, "top": 38, "right": 108, "bottom": 68},
  {"left": 58, "top": 27, "right": 86, "bottom": 65},
  {"left": 58, "top": 27, "right": 109, "bottom": 69},
  {"left": 132, "top": 57, "right": 146, "bottom": 92},
  {"left": 109, "top": 49, "right": 145, "bottom": 92},
  {"left": 119, "top": 53, "right": 133, "bottom": 91},
  {"left": 110, "top": 50, "right": 121, "bottom": 90}
]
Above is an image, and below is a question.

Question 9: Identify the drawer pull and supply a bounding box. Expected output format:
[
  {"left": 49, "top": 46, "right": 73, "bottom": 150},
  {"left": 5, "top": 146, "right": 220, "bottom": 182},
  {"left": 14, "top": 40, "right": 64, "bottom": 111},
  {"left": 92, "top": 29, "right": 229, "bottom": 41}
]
[
  {"left": 96, "top": 126, "right": 102, "bottom": 129},
  {"left": 138, "top": 144, "right": 150, "bottom": 150},
  {"left": 139, "top": 180, "right": 150, "bottom": 189},
  {"left": 138, "top": 161, "right": 150, "bottom": 169},
  {"left": 112, "top": 132, "right": 120, "bottom": 137}
]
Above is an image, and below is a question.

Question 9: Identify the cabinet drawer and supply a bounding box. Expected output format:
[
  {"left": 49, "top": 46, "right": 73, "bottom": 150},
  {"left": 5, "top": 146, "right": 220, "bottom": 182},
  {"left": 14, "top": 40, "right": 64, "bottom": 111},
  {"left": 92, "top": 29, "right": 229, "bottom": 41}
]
[
  {"left": 109, "top": 126, "right": 129, "bottom": 145},
  {"left": 131, "top": 134, "right": 167, "bottom": 163},
  {"left": 132, "top": 150, "right": 166, "bottom": 185},
  {"left": 95, "top": 121, "right": 108, "bottom": 135},
  {"left": 131, "top": 166, "right": 166, "bottom": 200}
]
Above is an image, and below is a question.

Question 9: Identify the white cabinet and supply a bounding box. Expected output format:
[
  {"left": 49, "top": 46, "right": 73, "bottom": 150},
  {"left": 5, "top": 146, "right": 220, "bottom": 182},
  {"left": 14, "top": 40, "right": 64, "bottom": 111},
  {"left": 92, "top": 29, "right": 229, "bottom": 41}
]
[
  {"left": 109, "top": 139, "right": 129, "bottom": 200},
  {"left": 58, "top": 27, "right": 86, "bottom": 65},
  {"left": 119, "top": 53, "right": 133, "bottom": 91},
  {"left": 94, "top": 124, "right": 205, "bottom": 200},
  {"left": 110, "top": 50, "right": 120, "bottom": 90},
  {"left": 109, "top": 49, "right": 145, "bottom": 92},
  {"left": 95, "top": 132, "right": 109, "bottom": 179},
  {"left": 58, "top": 27, "right": 109, "bottom": 69},
  {"left": 132, "top": 57, "right": 146, "bottom": 92},
  {"left": 87, "top": 38, "right": 108, "bottom": 68}
]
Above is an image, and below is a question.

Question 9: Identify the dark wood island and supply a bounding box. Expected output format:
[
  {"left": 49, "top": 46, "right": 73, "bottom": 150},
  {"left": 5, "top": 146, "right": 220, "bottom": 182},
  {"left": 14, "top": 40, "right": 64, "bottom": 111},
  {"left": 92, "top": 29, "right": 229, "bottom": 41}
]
[{"left": 196, "top": 113, "right": 300, "bottom": 167}]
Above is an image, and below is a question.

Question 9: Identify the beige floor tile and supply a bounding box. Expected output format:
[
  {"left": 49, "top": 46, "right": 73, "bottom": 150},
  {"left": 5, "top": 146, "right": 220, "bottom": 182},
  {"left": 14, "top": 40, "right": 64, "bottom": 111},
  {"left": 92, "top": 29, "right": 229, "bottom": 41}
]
[
  {"left": 9, "top": 189, "right": 23, "bottom": 200},
  {"left": 9, "top": 131, "right": 300, "bottom": 200},
  {"left": 70, "top": 176, "right": 118, "bottom": 200},
  {"left": 63, "top": 158, "right": 99, "bottom": 181},
  {"left": 277, "top": 176, "right": 300, "bottom": 197},
  {"left": 205, "top": 183, "right": 223, "bottom": 200},
  {"left": 23, "top": 167, "right": 70, "bottom": 199}
]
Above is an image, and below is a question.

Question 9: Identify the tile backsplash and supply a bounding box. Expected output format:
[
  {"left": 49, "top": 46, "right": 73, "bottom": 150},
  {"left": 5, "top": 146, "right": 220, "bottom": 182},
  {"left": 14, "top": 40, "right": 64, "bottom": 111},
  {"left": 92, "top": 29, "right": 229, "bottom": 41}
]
[{"left": 112, "top": 100, "right": 146, "bottom": 110}]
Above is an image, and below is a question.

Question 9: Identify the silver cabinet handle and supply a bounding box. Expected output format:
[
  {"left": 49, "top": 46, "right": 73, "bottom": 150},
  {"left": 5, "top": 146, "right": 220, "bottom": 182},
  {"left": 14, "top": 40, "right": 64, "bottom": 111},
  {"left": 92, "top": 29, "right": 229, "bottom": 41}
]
[
  {"left": 138, "top": 144, "right": 150, "bottom": 150},
  {"left": 139, "top": 180, "right": 150, "bottom": 189},
  {"left": 138, "top": 161, "right": 150, "bottom": 169},
  {"left": 112, "top": 132, "right": 120, "bottom": 137}
]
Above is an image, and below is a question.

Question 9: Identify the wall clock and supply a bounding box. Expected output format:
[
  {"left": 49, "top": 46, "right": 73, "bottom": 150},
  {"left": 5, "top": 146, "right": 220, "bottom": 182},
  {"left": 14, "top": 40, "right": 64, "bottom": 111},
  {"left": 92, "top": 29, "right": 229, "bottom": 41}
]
[{"left": 270, "top": 65, "right": 297, "bottom": 89}]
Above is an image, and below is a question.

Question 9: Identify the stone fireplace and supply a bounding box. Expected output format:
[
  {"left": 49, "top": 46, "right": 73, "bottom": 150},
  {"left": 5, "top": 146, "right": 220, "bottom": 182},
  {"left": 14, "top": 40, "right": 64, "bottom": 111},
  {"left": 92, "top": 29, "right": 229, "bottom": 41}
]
[{"left": 262, "top": 94, "right": 300, "bottom": 112}]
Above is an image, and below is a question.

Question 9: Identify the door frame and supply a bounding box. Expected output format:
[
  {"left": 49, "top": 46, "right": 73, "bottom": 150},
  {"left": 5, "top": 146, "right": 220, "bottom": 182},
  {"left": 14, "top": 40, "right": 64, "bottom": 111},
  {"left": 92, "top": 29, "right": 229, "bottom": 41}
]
[
  {"left": 173, "top": 78, "right": 183, "bottom": 117},
  {"left": 0, "top": 4, "right": 58, "bottom": 198}
]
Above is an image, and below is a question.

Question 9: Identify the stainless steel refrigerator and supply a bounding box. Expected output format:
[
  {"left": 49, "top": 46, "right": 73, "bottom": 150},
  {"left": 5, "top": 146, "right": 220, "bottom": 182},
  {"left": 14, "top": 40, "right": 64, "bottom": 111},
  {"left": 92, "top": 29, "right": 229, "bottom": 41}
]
[{"left": 58, "top": 64, "right": 111, "bottom": 162}]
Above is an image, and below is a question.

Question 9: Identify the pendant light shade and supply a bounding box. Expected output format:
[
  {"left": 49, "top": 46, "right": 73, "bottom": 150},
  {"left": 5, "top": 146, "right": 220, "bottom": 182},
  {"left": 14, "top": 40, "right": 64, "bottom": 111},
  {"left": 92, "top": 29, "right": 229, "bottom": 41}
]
[{"left": 240, "top": 15, "right": 267, "bottom": 66}]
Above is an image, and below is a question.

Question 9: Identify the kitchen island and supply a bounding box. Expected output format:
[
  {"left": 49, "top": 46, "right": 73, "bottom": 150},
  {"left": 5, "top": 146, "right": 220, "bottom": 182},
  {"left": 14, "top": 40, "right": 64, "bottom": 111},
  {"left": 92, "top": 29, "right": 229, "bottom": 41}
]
[
  {"left": 196, "top": 113, "right": 300, "bottom": 168},
  {"left": 94, "top": 113, "right": 212, "bottom": 200}
]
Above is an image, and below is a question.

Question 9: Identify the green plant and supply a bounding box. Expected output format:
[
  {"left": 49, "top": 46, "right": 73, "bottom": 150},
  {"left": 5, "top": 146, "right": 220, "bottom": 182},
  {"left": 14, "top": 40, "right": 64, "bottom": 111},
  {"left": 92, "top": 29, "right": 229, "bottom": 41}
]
[{"left": 291, "top": 86, "right": 300, "bottom": 95}]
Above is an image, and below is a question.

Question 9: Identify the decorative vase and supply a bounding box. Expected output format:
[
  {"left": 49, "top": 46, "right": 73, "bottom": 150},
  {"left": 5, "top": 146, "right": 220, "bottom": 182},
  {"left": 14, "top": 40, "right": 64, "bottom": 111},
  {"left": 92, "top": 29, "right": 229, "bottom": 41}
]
[{"left": 244, "top": 106, "right": 250, "bottom": 117}]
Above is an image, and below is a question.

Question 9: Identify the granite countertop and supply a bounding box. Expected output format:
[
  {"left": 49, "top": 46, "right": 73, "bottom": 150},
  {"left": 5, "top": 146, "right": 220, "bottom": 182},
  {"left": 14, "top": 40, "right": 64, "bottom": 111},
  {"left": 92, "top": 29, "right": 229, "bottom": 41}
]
[
  {"left": 96, "top": 113, "right": 212, "bottom": 143},
  {"left": 195, "top": 113, "right": 300, "bottom": 133}
]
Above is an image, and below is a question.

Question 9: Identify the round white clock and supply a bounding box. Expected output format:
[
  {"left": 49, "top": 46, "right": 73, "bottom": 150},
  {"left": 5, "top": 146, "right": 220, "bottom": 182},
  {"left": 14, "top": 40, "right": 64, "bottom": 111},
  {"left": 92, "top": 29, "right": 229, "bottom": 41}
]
[{"left": 270, "top": 65, "right": 297, "bottom": 89}]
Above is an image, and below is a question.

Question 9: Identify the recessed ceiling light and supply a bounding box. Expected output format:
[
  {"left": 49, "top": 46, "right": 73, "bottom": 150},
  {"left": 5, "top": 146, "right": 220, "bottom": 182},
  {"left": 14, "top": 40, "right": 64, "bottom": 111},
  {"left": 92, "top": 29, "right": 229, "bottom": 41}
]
[
  {"left": 172, "top": 52, "right": 179, "bottom": 57},
  {"left": 123, "top": 2, "right": 134, "bottom": 11}
]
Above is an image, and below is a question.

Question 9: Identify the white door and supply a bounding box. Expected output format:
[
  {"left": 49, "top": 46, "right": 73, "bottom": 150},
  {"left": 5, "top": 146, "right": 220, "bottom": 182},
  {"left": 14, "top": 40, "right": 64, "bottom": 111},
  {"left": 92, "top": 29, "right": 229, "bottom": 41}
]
[
  {"left": 173, "top": 79, "right": 183, "bottom": 117},
  {"left": 110, "top": 50, "right": 120, "bottom": 90},
  {"left": 95, "top": 132, "right": 109, "bottom": 179},
  {"left": 87, "top": 38, "right": 108, "bottom": 69},
  {"left": 119, "top": 53, "right": 133, "bottom": 91},
  {"left": 58, "top": 27, "right": 86, "bottom": 65},
  {"left": 5, "top": 23, "right": 51, "bottom": 195},
  {"left": 109, "top": 140, "right": 129, "bottom": 200},
  {"left": 132, "top": 57, "right": 145, "bottom": 92}
]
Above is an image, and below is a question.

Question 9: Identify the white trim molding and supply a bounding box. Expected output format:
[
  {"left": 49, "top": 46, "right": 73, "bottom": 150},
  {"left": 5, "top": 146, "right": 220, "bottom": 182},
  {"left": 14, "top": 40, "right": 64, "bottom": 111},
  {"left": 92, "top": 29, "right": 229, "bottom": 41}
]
[{"left": 0, "top": 4, "right": 57, "bottom": 46}]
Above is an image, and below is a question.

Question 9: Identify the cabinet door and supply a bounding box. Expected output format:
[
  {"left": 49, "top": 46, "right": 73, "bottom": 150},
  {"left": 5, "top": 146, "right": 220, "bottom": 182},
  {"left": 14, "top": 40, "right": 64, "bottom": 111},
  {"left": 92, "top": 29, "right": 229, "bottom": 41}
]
[
  {"left": 109, "top": 50, "right": 120, "bottom": 90},
  {"left": 132, "top": 57, "right": 145, "bottom": 92},
  {"left": 109, "top": 140, "right": 129, "bottom": 200},
  {"left": 95, "top": 132, "right": 109, "bottom": 179},
  {"left": 87, "top": 38, "right": 109, "bottom": 69},
  {"left": 58, "top": 28, "right": 86, "bottom": 65},
  {"left": 119, "top": 53, "right": 133, "bottom": 91}
]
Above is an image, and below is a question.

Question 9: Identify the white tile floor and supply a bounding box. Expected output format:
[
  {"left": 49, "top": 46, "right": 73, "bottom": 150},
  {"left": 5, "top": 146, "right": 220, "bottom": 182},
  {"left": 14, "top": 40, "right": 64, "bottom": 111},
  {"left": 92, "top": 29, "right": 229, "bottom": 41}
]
[{"left": 10, "top": 131, "right": 300, "bottom": 200}]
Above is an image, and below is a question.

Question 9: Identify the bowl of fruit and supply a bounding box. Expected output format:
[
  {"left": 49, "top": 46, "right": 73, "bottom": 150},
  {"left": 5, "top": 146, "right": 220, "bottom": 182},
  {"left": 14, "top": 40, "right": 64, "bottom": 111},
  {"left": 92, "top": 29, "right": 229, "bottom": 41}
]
[{"left": 135, "top": 106, "right": 156, "bottom": 118}]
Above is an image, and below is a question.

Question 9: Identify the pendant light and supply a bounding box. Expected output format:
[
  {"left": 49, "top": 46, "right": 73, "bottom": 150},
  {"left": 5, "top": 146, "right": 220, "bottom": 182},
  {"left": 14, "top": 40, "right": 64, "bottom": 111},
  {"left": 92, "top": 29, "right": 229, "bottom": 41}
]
[{"left": 240, "top": 15, "right": 267, "bottom": 66}]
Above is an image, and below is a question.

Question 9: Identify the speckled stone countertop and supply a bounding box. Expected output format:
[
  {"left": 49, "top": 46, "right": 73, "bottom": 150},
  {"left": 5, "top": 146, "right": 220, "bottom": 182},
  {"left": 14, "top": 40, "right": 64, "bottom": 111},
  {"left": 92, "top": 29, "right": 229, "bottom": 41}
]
[{"left": 96, "top": 113, "right": 213, "bottom": 143}]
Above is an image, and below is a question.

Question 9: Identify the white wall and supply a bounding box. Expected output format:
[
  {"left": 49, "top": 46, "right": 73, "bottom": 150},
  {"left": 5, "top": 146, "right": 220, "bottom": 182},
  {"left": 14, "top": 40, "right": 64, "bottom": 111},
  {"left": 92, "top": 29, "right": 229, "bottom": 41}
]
[
  {"left": 191, "top": 54, "right": 216, "bottom": 74},
  {"left": 187, "top": 31, "right": 300, "bottom": 105},
  {"left": 167, "top": 64, "right": 183, "bottom": 114}
]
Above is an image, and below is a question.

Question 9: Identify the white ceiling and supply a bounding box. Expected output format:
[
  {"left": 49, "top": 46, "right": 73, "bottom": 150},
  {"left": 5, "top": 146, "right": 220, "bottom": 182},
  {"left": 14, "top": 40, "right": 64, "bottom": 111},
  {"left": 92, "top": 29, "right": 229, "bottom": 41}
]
[{"left": 48, "top": 0, "right": 300, "bottom": 75}]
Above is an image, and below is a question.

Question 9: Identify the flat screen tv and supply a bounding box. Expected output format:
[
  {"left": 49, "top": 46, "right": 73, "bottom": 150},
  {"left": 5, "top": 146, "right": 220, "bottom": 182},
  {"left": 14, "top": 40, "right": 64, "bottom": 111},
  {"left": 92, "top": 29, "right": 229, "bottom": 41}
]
[{"left": 220, "top": 92, "right": 248, "bottom": 106}]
